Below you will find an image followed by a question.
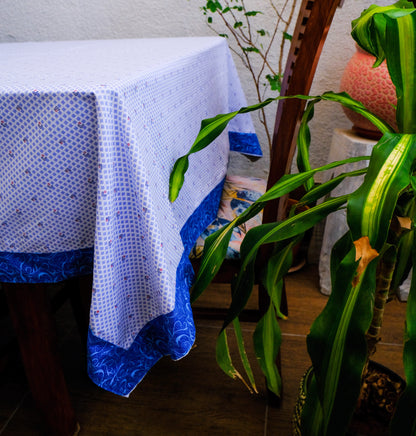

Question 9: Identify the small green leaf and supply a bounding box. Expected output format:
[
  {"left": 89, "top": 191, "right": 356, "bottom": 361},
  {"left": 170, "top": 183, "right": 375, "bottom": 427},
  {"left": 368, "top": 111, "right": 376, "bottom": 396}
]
[
  {"left": 265, "top": 74, "right": 282, "bottom": 91},
  {"left": 242, "top": 47, "right": 260, "bottom": 53},
  {"left": 257, "top": 29, "right": 266, "bottom": 36},
  {"left": 245, "top": 10, "right": 262, "bottom": 16},
  {"left": 206, "top": 0, "right": 222, "bottom": 13},
  {"left": 234, "top": 21, "right": 243, "bottom": 28},
  {"left": 283, "top": 31, "right": 292, "bottom": 41}
]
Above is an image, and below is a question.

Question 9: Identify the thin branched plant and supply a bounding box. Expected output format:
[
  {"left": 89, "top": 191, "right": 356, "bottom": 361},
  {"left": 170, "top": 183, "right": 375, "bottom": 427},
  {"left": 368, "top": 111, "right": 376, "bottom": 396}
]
[{"left": 197, "top": 0, "right": 299, "bottom": 152}]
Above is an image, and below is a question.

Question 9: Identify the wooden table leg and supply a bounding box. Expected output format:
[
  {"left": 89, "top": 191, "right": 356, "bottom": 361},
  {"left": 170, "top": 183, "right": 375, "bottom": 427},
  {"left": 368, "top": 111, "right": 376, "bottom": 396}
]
[{"left": 3, "top": 282, "right": 79, "bottom": 436}]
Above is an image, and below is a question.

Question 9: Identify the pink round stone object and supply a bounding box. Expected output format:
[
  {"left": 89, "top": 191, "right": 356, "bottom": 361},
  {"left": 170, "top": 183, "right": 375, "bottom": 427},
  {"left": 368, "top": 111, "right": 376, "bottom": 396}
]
[{"left": 340, "top": 46, "right": 397, "bottom": 138}]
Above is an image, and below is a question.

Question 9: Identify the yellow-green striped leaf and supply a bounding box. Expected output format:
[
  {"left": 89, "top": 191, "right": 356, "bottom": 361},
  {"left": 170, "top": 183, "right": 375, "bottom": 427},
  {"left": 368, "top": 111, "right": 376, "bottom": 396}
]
[
  {"left": 351, "top": 2, "right": 416, "bottom": 132},
  {"left": 383, "top": 11, "right": 416, "bottom": 132},
  {"left": 302, "top": 236, "right": 378, "bottom": 435},
  {"left": 351, "top": 1, "right": 414, "bottom": 66},
  {"left": 348, "top": 134, "right": 416, "bottom": 251},
  {"left": 169, "top": 92, "right": 393, "bottom": 202}
]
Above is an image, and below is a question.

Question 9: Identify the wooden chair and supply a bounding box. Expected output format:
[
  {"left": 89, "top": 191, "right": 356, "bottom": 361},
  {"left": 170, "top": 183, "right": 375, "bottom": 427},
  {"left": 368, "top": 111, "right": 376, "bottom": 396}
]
[{"left": 192, "top": 0, "right": 342, "bottom": 320}]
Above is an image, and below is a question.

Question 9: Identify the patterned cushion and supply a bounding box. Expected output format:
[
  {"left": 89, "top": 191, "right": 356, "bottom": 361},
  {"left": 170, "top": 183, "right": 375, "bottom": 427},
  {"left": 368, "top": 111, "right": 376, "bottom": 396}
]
[{"left": 191, "top": 175, "right": 267, "bottom": 260}]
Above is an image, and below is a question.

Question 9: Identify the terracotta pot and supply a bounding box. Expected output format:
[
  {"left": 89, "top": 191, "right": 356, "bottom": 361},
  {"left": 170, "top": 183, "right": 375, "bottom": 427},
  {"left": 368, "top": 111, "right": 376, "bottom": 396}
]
[
  {"left": 340, "top": 45, "right": 397, "bottom": 139},
  {"left": 292, "top": 361, "right": 405, "bottom": 436}
]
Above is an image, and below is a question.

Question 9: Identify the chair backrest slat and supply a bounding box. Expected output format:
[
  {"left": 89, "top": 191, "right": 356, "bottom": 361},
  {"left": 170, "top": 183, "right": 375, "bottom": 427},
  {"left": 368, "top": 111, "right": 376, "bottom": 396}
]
[{"left": 263, "top": 0, "right": 341, "bottom": 223}]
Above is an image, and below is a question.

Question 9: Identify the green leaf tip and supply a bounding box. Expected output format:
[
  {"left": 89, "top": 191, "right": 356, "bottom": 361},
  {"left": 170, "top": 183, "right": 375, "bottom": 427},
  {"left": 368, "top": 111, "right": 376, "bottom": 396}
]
[{"left": 169, "top": 155, "right": 189, "bottom": 202}]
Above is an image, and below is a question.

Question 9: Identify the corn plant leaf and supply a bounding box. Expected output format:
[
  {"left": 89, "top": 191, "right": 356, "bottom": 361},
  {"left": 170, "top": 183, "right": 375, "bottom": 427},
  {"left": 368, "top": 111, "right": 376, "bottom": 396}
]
[
  {"left": 190, "top": 221, "right": 240, "bottom": 303},
  {"left": 216, "top": 328, "right": 256, "bottom": 393},
  {"left": 169, "top": 93, "right": 393, "bottom": 202},
  {"left": 299, "top": 167, "right": 368, "bottom": 206},
  {"left": 383, "top": 11, "right": 416, "bottom": 132},
  {"left": 221, "top": 195, "right": 349, "bottom": 331},
  {"left": 232, "top": 317, "right": 258, "bottom": 394},
  {"left": 258, "top": 156, "right": 369, "bottom": 203},
  {"left": 253, "top": 304, "right": 282, "bottom": 396},
  {"left": 351, "top": 3, "right": 416, "bottom": 131},
  {"left": 169, "top": 156, "right": 189, "bottom": 203},
  {"left": 302, "top": 237, "right": 378, "bottom": 436},
  {"left": 301, "top": 373, "right": 324, "bottom": 435},
  {"left": 319, "top": 91, "right": 395, "bottom": 133},
  {"left": 169, "top": 99, "right": 274, "bottom": 202},
  {"left": 390, "top": 238, "right": 416, "bottom": 434},
  {"left": 190, "top": 157, "right": 367, "bottom": 303},
  {"left": 348, "top": 134, "right": 416, "bottom": 252},
  {"left": 351, "top": 1, "right": 415, "bottom": 67},
  {"left": 302, "top": 134, "right": 416, "bottom": 435},
  {"left": 263, "top": 240, "right": 296, "bottom": 319},
  {"left": 250, "top": 241, "right": 296, "bottom": 396},
  {"left": 296, "top": 100, "right": 317, "bottom": 192}
]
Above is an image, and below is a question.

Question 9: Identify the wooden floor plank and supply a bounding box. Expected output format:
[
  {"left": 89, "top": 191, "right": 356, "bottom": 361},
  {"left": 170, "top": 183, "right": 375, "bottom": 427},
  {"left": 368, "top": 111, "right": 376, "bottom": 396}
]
[{"left": 0, "top": 265, "right": 408, "bottom": 435}]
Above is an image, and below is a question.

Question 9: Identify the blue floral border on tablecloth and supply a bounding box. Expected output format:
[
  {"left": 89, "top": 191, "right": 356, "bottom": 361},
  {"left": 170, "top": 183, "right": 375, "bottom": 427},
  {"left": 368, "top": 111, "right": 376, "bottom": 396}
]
[
  {"left": 86, "top": 178, "right": 224, "bottom": 396},
  {"left": 229, "top": 131, "right": 262, "bottom": 157},
  {"left": 0, "top": 248, "right": 94, "bottom": 283}
]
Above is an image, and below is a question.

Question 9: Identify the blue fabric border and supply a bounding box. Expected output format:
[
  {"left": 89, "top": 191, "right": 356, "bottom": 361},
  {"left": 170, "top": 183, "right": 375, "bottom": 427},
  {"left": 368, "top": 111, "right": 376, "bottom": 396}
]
[
  {"left": 229, "top": 131, "right": 262, "bottom": 157},
  {"left": 0, "top": 248, "right": 94, "bottom": 283},
  {"left": 87, "top": 178, "right": 225, "bottom": 396}
]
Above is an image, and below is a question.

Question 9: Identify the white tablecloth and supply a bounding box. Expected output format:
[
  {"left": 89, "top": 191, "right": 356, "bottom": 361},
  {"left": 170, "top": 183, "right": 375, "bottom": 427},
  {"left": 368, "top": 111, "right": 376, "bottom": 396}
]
[{"left": 0, "top": 38, "right": 260, "bottom": 396}]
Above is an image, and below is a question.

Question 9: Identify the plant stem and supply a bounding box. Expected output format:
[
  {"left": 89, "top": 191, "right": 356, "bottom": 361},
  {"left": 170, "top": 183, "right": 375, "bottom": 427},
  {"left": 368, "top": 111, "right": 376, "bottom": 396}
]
[
  {"left": 366, "top": 246, "right": 397, "bottom": 356},
  {"left": 201, "top": 0, "right": 298, "bottom": 153}
]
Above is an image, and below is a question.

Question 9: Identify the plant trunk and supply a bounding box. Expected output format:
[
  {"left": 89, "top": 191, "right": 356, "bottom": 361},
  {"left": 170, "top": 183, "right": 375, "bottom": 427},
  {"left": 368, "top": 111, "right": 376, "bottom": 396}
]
[{"left": 366, "top": 245, "right": 397, "bottom": 356}]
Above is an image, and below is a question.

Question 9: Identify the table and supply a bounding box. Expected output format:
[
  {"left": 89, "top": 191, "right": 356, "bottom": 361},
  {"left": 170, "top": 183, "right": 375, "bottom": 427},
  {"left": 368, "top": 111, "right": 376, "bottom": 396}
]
[{"left": 0, "top": 38, "right": 260, "bottom": 399}]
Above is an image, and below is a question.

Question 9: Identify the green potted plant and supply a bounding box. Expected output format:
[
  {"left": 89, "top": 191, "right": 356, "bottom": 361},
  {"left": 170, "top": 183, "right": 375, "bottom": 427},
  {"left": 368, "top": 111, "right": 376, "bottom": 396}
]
[{"left": 169, "top": 1, "right": 416, "bottom": 434}]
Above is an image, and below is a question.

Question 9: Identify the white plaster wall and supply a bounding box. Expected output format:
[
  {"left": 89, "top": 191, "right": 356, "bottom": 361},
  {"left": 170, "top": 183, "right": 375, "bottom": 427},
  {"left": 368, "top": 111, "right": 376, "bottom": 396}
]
[{"left": 1, "top": 0, "right": 391, "bottom": 180}]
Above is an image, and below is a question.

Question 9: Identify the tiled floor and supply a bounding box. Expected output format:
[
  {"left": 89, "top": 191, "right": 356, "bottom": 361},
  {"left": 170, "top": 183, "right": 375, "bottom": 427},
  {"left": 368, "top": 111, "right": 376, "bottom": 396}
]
[{"left": 0, "top": 266, "right": 407, "bottom": 435}]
